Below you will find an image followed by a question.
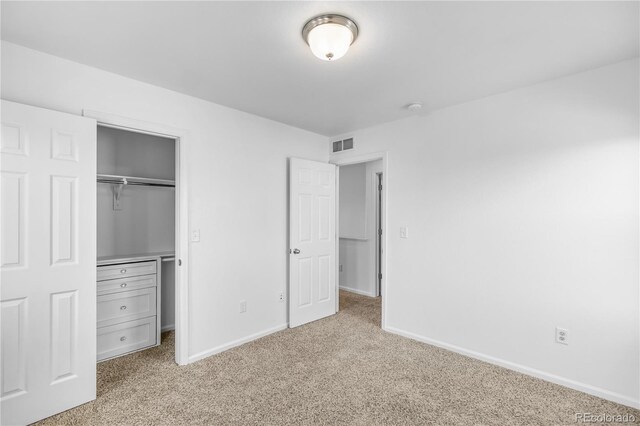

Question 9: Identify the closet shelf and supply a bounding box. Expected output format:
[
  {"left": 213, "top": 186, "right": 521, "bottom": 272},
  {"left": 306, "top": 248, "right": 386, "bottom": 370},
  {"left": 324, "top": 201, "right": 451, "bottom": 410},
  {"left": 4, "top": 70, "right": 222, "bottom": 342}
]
[
  {"left": 97, "top": 251, "right": 175, "bottom": 266},
  {"left": 97, "top": 174, "right": 175, "bottom": 188},
  {"left": 339, "top": 236, "right": 369, "bottom": 241}
]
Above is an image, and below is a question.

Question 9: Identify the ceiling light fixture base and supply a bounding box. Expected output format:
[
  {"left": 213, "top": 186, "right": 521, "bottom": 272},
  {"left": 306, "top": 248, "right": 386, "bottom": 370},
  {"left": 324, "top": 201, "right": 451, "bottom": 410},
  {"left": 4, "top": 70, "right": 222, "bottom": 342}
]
[{"left": 302, "top": 14, "right": 359, "bottom": 44}]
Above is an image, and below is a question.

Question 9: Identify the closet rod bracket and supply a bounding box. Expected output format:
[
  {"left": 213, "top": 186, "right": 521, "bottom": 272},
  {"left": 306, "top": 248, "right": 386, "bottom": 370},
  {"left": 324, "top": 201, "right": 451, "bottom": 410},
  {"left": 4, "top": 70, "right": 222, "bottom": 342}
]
[{"left": 112, "top": 183, "right": 124, "bottom": 211}]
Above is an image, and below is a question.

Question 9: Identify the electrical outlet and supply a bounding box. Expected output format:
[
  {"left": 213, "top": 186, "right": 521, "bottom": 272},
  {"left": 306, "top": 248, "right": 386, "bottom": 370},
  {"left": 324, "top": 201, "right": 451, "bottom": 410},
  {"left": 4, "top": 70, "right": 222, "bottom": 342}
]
[
  {"left": 239, "top": 300, "right": 247, "bottom": 313},
  {"left": 556, "top": 327, "right": 569, "bottom": 345},
  {"left": 191, "top": 229, "right": 200, "bottom": 242},
  {"left": 279, "top": 292, "right": 285, "bottom": 302}
]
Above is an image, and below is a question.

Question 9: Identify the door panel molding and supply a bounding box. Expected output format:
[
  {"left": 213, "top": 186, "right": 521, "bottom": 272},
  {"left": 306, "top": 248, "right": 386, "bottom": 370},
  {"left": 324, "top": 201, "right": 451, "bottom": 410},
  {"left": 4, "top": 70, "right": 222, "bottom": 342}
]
[
  {"left": 0, "top": 297, "right": 28, "bottom": 399},
  {"left": 1, "top": 171, "right": 27, "bottom": 269}
]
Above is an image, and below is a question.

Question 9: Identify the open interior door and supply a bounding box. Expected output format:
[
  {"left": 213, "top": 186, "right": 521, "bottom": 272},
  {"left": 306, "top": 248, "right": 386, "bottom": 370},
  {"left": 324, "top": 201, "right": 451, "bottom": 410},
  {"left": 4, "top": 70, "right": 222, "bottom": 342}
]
[
  {"left": 1, "top": 100, "right": 97, "bottom": 425},
  {"left": 289, "top": 158, "right": 336, "bottom": 328}
]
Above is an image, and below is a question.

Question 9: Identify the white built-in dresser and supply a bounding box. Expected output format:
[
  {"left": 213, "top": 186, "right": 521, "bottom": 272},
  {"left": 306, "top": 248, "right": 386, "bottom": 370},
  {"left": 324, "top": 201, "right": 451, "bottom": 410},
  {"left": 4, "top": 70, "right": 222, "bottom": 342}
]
[{"left": 96, "top": 253, "right": 171, "bottom": 361}]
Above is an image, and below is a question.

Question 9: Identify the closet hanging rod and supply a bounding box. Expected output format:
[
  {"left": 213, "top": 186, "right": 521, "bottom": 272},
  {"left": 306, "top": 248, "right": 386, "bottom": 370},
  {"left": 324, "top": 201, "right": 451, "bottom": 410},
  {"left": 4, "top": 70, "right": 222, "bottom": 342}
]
[{"left": 97, "top": 174, "right": 175, "bottom": 188}]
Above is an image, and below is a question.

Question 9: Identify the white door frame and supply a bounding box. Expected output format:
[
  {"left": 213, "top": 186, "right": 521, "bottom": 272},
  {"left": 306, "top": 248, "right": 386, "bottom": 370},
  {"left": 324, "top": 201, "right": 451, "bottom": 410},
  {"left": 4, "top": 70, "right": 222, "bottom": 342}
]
[
  {"left": 83, "top": 110, "right": 190, "bottom": 365},
  {"left": 374, "top": 171, "right": 383, "bottom": 298},
  {"left": 331, "top": 151, "right": 388, "bottom": 330}
]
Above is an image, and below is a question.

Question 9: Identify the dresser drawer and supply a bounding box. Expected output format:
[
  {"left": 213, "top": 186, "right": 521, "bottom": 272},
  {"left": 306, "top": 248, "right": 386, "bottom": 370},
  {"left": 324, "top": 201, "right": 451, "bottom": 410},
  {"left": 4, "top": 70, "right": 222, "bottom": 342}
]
[
  {"left": 97, "top": 261, "right": 157, "bottom": 281},
  {"left": 97, "top": 317, "right": 157, "bottom": 361},
  {"left": 97, "top": 287, "right": 156, "bottom": 328},
  {"left": 97, "top": 274, "right": 157, "bottom": 295}
]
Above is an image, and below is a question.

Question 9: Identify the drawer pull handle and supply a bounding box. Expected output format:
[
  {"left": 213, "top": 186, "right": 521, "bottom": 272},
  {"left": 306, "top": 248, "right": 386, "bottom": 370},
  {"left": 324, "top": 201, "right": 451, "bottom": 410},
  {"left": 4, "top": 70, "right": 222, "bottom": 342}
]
[
  {"left": 120, "top": 336, "right": 126, "bottom": 342},
  {"left": 120, "top": 269, "right": 127, "bottom": 274},
  {"left": 120, "top": 283, "right": 127, "bottom": 288},
  {"left": 120, "top": 305, "right": 127, "bottom": 310}
]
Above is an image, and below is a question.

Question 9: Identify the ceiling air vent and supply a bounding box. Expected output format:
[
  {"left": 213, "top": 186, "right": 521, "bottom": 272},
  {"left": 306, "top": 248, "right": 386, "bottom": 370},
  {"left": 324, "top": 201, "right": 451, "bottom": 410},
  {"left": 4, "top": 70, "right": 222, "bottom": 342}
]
[{"left": 331, "top": 138, "right": 354, "bottom": 153}]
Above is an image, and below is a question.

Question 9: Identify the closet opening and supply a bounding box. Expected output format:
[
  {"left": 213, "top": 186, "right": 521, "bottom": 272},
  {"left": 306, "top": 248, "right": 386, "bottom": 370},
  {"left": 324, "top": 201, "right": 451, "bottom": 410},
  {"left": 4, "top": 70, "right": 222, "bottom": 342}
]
[{"left": 95, "top": 123, "right": 182, "bottom": 365}]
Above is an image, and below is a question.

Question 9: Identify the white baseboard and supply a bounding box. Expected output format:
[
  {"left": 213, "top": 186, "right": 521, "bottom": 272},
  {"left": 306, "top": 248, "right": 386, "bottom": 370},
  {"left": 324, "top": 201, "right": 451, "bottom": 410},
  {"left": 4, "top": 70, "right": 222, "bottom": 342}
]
[
  {"left": 385, "top": 326, "right": 640, "bottom": 409},
  {"left": 161, "top": 324, "right": 175, "bottom": 333},
  {"left": 339, "top": 285, "right": 376, "bottom": 297},
  {"left": 188, "top": 323, "right": 288, "bottom": 364}
]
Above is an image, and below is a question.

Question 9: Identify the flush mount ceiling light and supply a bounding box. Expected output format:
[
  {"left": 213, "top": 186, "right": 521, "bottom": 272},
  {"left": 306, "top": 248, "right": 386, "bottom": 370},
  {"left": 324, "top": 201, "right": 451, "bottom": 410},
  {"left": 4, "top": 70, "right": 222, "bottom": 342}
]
[{"left": 302, "top": 14, "right": 358, "bottom": 61}]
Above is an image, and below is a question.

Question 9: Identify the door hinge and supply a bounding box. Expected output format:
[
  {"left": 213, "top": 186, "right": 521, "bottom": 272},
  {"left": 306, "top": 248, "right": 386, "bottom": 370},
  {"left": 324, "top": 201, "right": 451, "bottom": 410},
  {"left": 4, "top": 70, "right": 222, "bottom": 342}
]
[
  {"left": 178, "top": 259, "right": 182, "bottom": 266},
  {"left": 378, "top": 273, "right": 383, "bottom": 280},
  {"left": 379, "top": 184, "right": 383, "bottom": 191},
  {"left": 378, "top": 229, "right": 382, "bottom": 236}
]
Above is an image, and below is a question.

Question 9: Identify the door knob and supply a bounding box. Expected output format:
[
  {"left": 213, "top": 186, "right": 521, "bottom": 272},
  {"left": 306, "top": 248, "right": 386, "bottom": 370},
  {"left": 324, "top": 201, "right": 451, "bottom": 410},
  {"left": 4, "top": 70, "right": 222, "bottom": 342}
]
[{"left": 293, "top": 248, "right": 301, "bottom": 254}]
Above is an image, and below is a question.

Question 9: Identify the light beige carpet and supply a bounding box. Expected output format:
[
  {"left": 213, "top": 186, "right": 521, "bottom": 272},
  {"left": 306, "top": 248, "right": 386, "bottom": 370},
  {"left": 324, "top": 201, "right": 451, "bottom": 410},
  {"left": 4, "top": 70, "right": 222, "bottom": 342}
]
[{"left": 38, "top": 291, "right": 638, "bottom": 425}]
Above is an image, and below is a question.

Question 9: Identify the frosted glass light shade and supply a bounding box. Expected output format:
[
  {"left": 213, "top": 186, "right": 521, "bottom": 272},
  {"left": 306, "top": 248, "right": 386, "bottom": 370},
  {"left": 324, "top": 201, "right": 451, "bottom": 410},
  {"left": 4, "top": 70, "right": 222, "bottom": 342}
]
[
  {"left": 302, "top": 14, "right": 358, "bottom": 62},
  {"left": 308, "top": 23, "right": 354, "bottom": 61}
]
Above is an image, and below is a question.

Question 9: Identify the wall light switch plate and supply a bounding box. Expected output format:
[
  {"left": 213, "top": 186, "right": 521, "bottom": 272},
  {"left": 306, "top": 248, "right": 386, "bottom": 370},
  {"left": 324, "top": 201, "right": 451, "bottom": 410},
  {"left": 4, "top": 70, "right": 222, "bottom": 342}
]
[
  {"left": 400, "top": 226, "right": 409, "bottom": 239},
  {"left": 191, "top": 229, "right": 200, "bottom": 242},
  {"left": 240, "top": 300, "right": 247, "bottom": 313}
]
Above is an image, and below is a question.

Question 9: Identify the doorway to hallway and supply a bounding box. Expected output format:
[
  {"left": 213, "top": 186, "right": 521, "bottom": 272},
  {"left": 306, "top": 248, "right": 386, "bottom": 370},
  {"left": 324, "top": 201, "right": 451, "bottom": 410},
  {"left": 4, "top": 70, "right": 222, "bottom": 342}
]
[{"left": 336, "top": 157, "right": 385, "bottom": 327}]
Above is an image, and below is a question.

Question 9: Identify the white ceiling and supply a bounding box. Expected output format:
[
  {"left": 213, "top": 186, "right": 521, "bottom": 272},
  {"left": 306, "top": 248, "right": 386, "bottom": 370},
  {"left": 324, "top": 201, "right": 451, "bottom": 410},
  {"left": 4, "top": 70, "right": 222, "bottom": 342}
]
[{"left": 2, "top": 1, "right": 638, "bottom": 136}]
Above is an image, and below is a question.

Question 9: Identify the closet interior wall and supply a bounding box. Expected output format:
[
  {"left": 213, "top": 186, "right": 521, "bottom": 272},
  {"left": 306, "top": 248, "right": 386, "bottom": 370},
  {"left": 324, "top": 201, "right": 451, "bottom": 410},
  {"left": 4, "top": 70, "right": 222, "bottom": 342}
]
[{"left": 97, "top": 126, "right": 176, "bottom": 332}]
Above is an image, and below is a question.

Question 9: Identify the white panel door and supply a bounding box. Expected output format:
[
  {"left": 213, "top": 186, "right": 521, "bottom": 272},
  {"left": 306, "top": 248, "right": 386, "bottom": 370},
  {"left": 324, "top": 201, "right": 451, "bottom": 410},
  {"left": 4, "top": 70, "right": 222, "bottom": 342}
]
[
  {"left": 289, "top": 158, "right": 336, "bottom": 328},
  {"left": 1, "top": 100, "right": 97, "bottom": 425}
]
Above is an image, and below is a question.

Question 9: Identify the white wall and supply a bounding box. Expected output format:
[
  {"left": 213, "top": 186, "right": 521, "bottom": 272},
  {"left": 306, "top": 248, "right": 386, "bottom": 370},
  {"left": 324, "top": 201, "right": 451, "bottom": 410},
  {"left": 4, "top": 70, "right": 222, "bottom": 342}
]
[
  {"left": 97, "top": 184, "right": 175, "bottom": 256},
  {"left": 339, "top": 163, "right": 369, "bottom": 295},
  {"left": 339, "top": 161, "right": 383, "bottom": 297},
  {"left": 339, "top": 163, "right": 367, "bottom": 239},
  {"left": 339, "top": 239, "right": 370, "bottom": 295},
  {"left": 1, "top": 42, "right": 328, "bottom": 361},
  {"left": 330, "top": 59, "right": 640, "bottom": 407}
]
